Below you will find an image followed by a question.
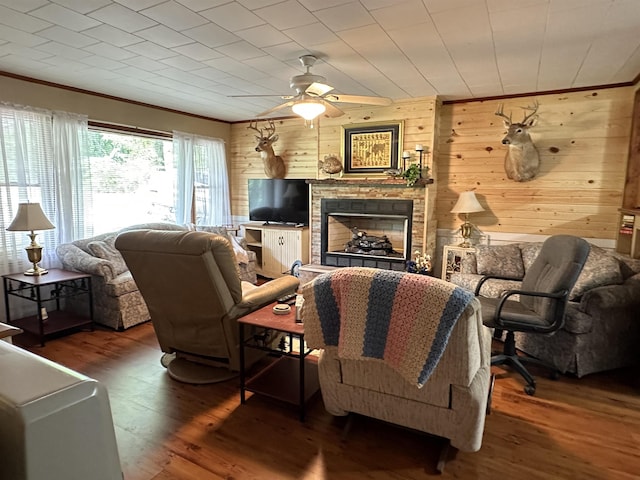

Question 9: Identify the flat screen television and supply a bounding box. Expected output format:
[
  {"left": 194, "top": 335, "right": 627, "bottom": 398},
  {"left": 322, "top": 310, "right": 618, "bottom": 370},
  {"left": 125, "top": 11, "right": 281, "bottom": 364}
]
[{"left": 248, "top": 178, "right": 310, "bottom": 225}]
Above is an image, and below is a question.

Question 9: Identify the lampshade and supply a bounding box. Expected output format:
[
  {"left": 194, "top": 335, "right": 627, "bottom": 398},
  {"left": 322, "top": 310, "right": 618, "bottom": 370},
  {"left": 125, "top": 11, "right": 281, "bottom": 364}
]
[
  {"left": 292, "top": 100, "right": 326, "bottom": 120},
  {"left": 7, "top": 203, "right": 55, "bottom": 232},
  {"left": 450, "top": 191, "right": 485, "bottom": 214}
]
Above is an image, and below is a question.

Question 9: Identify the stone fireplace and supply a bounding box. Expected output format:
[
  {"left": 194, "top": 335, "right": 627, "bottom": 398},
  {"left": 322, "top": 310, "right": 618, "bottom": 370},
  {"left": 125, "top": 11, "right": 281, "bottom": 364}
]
[
  {"left": 308, "top": 179, "right": 435, "bottom": 271},
  {"left": 321, "top": 198, "right": 412, "bottom": 271}
]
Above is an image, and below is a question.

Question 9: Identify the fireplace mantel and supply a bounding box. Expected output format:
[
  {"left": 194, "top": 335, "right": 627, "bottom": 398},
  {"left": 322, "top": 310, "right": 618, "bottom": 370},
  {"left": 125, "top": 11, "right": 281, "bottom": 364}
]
[{"left": 307, "top": 178, "right": 434, "bottom": 188}]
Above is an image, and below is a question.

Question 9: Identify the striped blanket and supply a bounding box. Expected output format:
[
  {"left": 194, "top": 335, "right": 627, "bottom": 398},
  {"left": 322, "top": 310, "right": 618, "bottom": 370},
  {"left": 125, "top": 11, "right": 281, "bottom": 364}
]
[{"left": 301, "top": 267, "right": 475, "bottom": 388}]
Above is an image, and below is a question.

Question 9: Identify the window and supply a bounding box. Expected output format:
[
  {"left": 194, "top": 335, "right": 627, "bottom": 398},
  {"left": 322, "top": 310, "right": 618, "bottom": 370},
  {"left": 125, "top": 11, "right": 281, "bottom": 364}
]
[{"left": 86, "top": 129, "right": 176, "bottom": 234}]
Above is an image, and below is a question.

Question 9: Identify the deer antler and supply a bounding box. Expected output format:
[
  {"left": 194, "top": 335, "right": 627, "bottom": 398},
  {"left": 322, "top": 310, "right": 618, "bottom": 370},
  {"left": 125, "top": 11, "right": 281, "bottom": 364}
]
[
  {"left": 495, "top": 104, "right": 512, "bottom": 125},
  {"left": 264, "top": 120, "right": 277, "bottom": 138},
  {"left": 520, "top": 100, "right": 539, "bottom": 125},
  {"left": 247, "top": 120, "right": 263, "bottom": 137}
]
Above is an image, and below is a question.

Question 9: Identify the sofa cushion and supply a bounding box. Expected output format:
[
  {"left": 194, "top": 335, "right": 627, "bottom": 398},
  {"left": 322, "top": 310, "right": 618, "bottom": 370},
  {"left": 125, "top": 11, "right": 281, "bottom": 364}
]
[
  {"left": 103, "top": 271, "right": 140, "bottom": 297},
  {"left": 569, "top": 245, "right": 623, "bottom": 301},
  {"left": 520, "top": 242, "right": 542, "bottom": 271},
  {"left": 476, "top": 244, "right": 525, "bottom": 278},
  {"left": 88, "top": 240, "right": 129, "bottom": 276}
]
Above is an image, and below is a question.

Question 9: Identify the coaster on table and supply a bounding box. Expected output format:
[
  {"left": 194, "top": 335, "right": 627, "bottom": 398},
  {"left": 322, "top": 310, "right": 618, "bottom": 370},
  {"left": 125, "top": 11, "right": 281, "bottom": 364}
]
[{"left": 273, "top": 304, "right": 291, "bottom": 315}]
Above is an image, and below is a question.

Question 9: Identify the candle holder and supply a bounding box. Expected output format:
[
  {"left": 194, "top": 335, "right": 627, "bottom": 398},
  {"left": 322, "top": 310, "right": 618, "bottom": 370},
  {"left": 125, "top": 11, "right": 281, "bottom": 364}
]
[
  {"left": 415, "top": 144, "right": 424, "bottom": 178},
  {"left": 402, "top": 151, "right": 411, "bottom": 172}
]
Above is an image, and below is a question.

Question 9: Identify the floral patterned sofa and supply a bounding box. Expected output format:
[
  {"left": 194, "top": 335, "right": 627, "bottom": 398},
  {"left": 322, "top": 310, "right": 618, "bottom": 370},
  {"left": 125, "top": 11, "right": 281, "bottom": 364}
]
[
  {"left": 56, "top": 222, "right": 257, "bottom": 330},
  {"left": 449, "top": 242, "right": 640, "bottom": 377}
]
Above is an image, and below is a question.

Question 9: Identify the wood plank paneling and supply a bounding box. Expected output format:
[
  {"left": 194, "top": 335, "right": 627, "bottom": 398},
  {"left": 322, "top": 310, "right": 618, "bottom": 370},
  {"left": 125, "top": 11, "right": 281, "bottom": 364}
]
[{"left": 437, "top": 87, "right": 635, "bottom": 239}]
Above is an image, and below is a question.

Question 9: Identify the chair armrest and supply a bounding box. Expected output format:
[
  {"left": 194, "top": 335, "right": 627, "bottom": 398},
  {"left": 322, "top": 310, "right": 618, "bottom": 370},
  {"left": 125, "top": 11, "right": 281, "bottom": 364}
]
[
  {"left": 493, "top": 288, "right": 569, "bottom": 332},
  {"left": 474, "top": 274, "right": 523, "bottom": 296},
  {"left": 238, "top": 275, "right": 300, "bottom": 310},
  {"left": 55, "top": 243, "right": 116, "bottom": 280}
]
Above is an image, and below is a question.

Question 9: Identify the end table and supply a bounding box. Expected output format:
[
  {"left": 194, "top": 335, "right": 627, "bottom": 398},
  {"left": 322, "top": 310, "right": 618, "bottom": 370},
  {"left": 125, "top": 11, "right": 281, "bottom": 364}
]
[{"left": 2, "top": 269, "right": 94, "bottom": 346}]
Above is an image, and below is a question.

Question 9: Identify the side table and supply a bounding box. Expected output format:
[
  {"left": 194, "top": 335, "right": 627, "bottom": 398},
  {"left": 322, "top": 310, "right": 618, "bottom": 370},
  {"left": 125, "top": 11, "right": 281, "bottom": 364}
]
[
  {"left": 238, "top": 302, "right": 319, "bottom": 422},
  {"left": 441, "top": 245, "right": 477, "bottom": 281},
  {"left": 2, "top": 269, "right": 94, "bottom": 346}
]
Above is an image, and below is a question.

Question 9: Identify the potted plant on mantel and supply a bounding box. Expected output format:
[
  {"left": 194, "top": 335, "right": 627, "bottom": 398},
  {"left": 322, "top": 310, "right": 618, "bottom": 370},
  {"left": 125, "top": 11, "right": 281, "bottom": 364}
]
[{"left": 401, "top": 164, "right": 430, "bottom": 186}]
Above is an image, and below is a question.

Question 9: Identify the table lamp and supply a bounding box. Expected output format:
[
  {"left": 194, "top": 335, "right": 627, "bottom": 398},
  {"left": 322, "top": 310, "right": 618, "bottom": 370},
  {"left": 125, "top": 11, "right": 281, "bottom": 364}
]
[
  {"left": 6, "top": 202, "right": 55, "bottom": 275},
  {"left": 450, "top": 191, "right": 485, "bottom": 247}
]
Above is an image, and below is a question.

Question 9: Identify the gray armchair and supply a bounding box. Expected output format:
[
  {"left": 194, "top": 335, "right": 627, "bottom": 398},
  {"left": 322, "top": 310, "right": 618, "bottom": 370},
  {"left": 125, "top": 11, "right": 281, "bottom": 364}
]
[{"left": 115, "top": 229, "right": 299, "bottom": 384}]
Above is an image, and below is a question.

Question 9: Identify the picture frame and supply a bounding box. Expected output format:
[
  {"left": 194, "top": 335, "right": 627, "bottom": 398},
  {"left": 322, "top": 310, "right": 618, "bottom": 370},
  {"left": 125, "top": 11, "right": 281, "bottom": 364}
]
[{"left": 341, "top": 121, "right": 403, "bottom": 175}]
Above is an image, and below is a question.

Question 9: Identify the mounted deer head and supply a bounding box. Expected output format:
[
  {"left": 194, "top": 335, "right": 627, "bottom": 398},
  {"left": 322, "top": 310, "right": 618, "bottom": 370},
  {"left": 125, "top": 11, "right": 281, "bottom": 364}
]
[
  {"left": 248, "top": 120, "right": 286, "bottom": 179},
  {"left": 495, "top": 101, "right": 540, "bottom": 182}
]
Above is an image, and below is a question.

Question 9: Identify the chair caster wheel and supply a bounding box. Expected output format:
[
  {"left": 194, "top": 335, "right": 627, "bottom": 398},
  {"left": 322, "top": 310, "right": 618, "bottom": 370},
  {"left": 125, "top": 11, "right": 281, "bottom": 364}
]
[{"left": 524, "top": 384, "right": 536, "bottom": 395}]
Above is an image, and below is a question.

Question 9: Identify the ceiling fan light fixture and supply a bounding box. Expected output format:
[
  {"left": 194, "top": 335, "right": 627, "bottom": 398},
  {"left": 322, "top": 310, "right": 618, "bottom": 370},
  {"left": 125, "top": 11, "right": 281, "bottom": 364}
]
[{"left": 292, "top": 100, "right": 326, "bottom": 120}]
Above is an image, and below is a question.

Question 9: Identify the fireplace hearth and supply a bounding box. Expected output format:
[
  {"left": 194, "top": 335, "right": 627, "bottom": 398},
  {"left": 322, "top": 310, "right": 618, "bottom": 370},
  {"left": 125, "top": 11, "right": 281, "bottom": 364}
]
[{"left": 321, "top": 198, "right": 412, "bottom": 271}]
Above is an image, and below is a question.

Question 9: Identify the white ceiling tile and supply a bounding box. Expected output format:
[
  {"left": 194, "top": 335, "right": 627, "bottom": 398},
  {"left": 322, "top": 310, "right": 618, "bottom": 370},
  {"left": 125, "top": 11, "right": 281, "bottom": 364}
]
[
  {"left": 254, "top": 0, "right": 316, "bottom": 31},
  {"left": 37, "top": 26, "right": 99, "bottom": 48},
  {"left": 369, "top": 0, "right": 430, "bottom": 30},
  {"left": 487, "top": 0, "right": 548, "bottom": 13},
  {"left": 174, "top": 0, "right": 229, "bottom": 11},
  {"left": 82, "top": 24, "right": 143, "bottom": 47},
  {"left": 262, "top": 41, "right": 306, "bottom": 61},
  {"left": 0, "top": 5, "right": 52, "bottom": 32},
  {"left": 237, "top": 0, "right": 284, "bottom": 10},
  {"left": 298, "top": 0, "right": 357, "bottom": 11},
  {"left": 136, "top": 25, "right": 192, "bottom": 47},
  {"left": 160, "top": 54, "right": 205, "bottom": 70},
  {"left": 53, "top": 0, "right": 112, "bottom": 14},
  {"left": 203, "top": 56, "right": 270, "bottom": 80},
  {"left": 235, "top": 24, "right": 290, "bottom": 48},
  {"left": 84, "top": 41, "right": 138, "bottom": 60},
  {"left": 121, "top": 54, "right": 169, "bottom": 70},
  {"left": 0, "top": 0, "right": 638, "bottom": 121},
  {"left": 114, "top": 0, "right": 165, "bottom": 10},
  {"left": 313, "top": 2, "right": 376, "bottom": 32},
  {"left": 37, "top": 40, "right": 93, "bottom": 59},
  {"left": 140, "top": 1, "right": 208, "bottom": 31},
  {"left": 0, "top": 44, "right": 53, "bottom": 60},
  {"left": 80, "top": 54, "right": 127, "bottom": 70},
  {"left": 126, "top": 40, "right": 175, "bottom": 59},
  {"left": 89, "top": 3, "right": 157, "bottom": 32},
  {"left": 201, "top": 3, "right": 264, "bottom": 32},
  {"left": 424, "top": 0, "right": 481, "bottom": 14},
  {"left": 30, "top": 3, "right": 101, "bottom": 31},
  {"left": 182, "top": 23, "right": 240, "bottom": 48},
  {"left": 284, "top": 22, "right": 338, "bottom": 47},
  {"left": 0, "top": 24, "right": 48, "bottom": 48},
  {"left": 172, "top": 42, "right": 222, "bottom": 61},
  {"left": 215, "top": 41, "right": 266, "bottom": 61},
  {"left": 0, "top": 0, "right": 48, "bottom": 13}
]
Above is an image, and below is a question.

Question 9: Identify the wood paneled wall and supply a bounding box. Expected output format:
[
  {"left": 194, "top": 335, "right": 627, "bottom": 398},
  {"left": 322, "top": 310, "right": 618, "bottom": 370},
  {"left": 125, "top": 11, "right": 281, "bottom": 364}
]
[
  {"left": 229, "top": 97, "right": 439, "bottom": 224},
  {"left": 436, "top": 87, "right": 635, "bottom": 241}
]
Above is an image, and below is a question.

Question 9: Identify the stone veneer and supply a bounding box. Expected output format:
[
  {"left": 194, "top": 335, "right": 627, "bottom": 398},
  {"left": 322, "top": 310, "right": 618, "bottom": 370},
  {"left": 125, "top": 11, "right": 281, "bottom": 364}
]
[{"left": 308, "top": 178, "right": 436, "bottom": 265}]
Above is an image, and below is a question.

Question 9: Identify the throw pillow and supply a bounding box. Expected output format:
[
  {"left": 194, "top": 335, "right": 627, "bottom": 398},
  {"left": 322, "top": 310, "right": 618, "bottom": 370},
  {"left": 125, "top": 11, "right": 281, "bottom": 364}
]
[
  {"left": 570, "top": 245, "right": 623, "bottom": 301},
  {"left": 519, "top": 242, "right": 542, "bottom": 271},
  {"left": 196, "top": 226, "right": 249, "bottom": 264},
  {"left": 476, "top": 244, "right": 525, "bottom": 278},
  {"left": 87, "top": 240, "right": 129, "bottom": 276}
]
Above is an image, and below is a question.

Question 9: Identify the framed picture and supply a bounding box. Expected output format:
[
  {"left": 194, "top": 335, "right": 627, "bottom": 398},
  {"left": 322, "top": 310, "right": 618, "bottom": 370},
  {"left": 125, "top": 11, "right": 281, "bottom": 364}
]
[{"left": 341, "top": 121, "right": 403, "bottom": 174}]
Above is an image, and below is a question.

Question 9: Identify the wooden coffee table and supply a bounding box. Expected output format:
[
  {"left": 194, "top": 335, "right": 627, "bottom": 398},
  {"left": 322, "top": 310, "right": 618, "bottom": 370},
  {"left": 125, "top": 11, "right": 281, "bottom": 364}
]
[{"left": 238, "top": 302, "right": 319, "bottom": 422}]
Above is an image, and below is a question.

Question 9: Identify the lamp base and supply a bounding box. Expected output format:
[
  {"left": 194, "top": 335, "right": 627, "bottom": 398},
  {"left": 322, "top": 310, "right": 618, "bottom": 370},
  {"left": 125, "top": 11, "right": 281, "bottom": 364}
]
[{"left": 24, "top": 265, "right": 48, "bottom": 276}]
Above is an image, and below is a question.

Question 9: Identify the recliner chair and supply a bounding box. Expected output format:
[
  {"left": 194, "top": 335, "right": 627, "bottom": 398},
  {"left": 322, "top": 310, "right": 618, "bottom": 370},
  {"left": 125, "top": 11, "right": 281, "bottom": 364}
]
[
  {"left": 476, "top": 235, "right": 590, "bottom": 395},
  {"left": 115, "top": 229, "right": 299, "bottom": 384}
]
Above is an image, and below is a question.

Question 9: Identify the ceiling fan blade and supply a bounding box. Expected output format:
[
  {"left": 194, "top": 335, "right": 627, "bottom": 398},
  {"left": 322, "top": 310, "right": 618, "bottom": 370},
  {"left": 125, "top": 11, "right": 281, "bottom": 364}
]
[
  {"left": 305, "top": 82, "right": 334, "bottom": 97},
  {"left": 321, "top": 100, "right": 344, "bottom": 118},
  {"left": 256, "top": 101, "right": 295, "bottom": 117},
  {"left": 324, "top": 94, "right": 392, "bottom": 106}
]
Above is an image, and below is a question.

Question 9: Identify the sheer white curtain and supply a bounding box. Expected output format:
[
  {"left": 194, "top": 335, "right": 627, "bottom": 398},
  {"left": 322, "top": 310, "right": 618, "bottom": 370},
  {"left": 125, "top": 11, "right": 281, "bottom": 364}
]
[
  {"left": 173, "top": 131, "right": 230, "bottom": 226},
  {"left": 0, "top": 103, "right": 57, "bottom": 275},
  {"left": 52, "top": 111, "right": 92, "bottom": 243}
]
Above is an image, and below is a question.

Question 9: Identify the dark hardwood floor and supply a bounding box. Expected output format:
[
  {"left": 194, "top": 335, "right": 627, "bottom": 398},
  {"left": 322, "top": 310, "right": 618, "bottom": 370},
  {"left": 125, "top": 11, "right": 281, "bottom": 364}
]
[{"left": 16, "top": 323, "right": 640, "bottom": 480}]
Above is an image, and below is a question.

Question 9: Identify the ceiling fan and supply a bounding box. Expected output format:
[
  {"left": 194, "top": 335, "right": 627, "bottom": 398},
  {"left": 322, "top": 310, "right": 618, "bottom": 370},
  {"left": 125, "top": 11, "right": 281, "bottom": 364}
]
[{"left": 232, "top": 55, "right": 393, "bottom": 120}]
